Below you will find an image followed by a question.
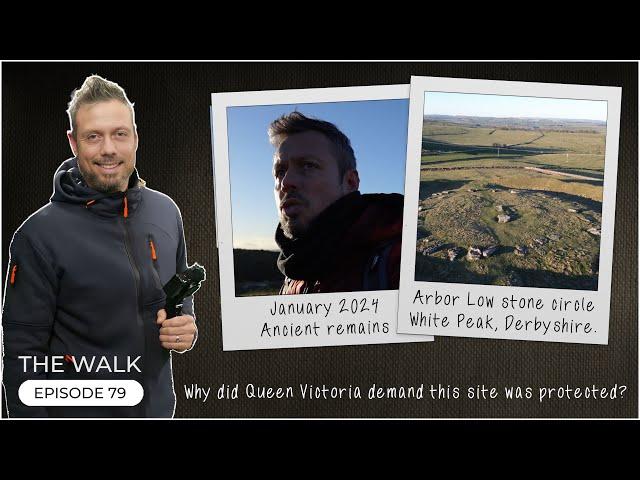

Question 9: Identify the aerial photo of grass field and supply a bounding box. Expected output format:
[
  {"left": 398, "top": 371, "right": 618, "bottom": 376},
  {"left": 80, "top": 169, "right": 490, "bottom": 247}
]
[{"left": 415, "top": 93, "right": 607, "bottom": 290}]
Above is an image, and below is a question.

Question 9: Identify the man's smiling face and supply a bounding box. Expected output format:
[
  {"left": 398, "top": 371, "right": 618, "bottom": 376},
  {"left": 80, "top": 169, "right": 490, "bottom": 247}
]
[{"left": 68, "top": 99, "right": 138, "bottom": 193}]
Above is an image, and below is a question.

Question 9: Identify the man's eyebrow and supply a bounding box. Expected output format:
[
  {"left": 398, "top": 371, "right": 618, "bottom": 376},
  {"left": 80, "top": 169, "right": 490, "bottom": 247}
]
[
  {"left": 81, "top": 125, "right": 132, "bottom": 134},
  {"left": 286, "top": 155, "right": 322, "bottom": 163}
]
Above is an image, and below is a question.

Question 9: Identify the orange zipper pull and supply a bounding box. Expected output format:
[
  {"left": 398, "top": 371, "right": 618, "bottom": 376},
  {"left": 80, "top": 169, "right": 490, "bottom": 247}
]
[
  {"left": 10, "top": 264, "right": 17, "bottom": 285},
  {"left": 123, "top": 195, "right": 129, "bottom": 218},
  {"left": 149, "top": 240, "right": 157, "bottom": 260}
]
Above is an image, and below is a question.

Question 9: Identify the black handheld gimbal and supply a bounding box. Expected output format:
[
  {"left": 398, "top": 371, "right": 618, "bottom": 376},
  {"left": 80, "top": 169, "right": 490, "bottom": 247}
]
[{"left": 163, "top": 263, "right": 206, "bottom": 318}]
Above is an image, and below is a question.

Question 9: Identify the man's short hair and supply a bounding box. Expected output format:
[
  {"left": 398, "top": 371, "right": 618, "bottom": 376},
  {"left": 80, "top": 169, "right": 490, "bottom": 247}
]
[
  {"left": 268, "top": 111, "right": 357, "bottom": 179},
  {"left": 67, "top": 74, "right": 136, "bottom": 138}
]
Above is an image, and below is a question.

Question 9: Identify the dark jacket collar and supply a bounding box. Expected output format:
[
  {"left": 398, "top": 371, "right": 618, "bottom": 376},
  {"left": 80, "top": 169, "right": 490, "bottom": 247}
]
[
  {"left": 275, "top": 191, "right": 403, "bottom": 281},
  {"left": 51, "top": 157, "right": 144, "bottom": 218}
]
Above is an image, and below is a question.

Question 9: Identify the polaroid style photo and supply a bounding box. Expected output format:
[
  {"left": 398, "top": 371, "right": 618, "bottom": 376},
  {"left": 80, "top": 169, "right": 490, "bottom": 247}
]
[
  {"left": 211, "top": 85, "right": 433, "bottom": 350},
  {"left": 397, "top": 76, "right": 621, "bottom": 344}
]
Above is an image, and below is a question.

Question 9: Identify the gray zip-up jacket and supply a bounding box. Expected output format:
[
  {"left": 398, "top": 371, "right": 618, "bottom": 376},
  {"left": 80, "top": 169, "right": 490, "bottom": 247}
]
[{"left": 2, "top": 157, "right": 195, "bottom": 417}]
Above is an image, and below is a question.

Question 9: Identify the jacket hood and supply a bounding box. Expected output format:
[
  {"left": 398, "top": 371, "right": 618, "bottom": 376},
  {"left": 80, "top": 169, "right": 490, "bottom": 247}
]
[
  {"left": 275, "top": 191, "right": 404, "bottom": 281},
  {"left": 51, "top": 157, "right": 145, "bottom": 218},
  {"left": 342, "top": 192, "right": 404, "bottom": 250}
]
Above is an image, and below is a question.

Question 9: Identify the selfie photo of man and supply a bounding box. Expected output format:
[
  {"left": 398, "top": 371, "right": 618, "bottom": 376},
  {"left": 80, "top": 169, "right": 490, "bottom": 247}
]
[{"left": 227, "top": 99, "right": 409, "bottom": 297}]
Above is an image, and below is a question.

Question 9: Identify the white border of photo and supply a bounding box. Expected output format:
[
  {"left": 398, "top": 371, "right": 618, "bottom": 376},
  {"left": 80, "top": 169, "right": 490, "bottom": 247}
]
[
  {"left": 397, "top": 76, "right": 622, "bottom": 345},
  {"left": 211, "top": 84, "right": 434, "bottom": 350}
]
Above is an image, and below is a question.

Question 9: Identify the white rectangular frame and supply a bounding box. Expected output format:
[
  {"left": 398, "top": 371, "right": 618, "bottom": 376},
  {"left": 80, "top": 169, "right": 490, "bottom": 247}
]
[
  {"left": 211, "top": 84, "right": 434, "bottom": 350},
  {"left": 397, "top": 76, "right": 622, "bottom": 344}
]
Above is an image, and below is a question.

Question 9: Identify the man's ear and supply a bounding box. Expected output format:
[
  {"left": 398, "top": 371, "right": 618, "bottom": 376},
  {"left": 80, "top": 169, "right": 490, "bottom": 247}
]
[
  {"left": 67, "top": 130, "right": 78, "bottom": 157},
  {"left": 343, "top": 169, "right": 360, "bottom": 193}
]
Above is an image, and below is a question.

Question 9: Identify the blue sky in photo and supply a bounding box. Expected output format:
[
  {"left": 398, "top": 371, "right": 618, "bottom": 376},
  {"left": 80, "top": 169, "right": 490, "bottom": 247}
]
[
  {"left": 227, "top": 98, "right": 409, "bottom": 250},
  {"left": 424, "top": 92, "right": 607, "bottom": 122}
]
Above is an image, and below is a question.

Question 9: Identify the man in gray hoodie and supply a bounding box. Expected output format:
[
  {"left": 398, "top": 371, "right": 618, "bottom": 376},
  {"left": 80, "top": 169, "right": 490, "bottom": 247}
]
[{"left": 2, "top": 75, "right": 198, "bottom": 418}]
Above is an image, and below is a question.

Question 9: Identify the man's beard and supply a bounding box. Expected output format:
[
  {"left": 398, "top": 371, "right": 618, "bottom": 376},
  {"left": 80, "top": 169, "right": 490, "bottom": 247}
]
[
  {"left": 280, "top": 215, "right": 307, "bottom": 240},
  {"left": 279, "top": 193, "right": 310, "bottom": 239},
  {"left": 79, "top": 163, "right": 133, "bottom": 194}
]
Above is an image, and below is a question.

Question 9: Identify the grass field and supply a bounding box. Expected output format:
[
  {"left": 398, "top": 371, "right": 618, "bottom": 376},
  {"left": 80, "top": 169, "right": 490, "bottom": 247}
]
[{"left": 415, "top": 118, "right": 605, "bottom": 290}]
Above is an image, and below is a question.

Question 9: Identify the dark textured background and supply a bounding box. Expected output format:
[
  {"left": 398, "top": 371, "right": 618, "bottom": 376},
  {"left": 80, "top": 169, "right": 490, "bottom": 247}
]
[{"left": 2, "top": 62, "right": 637, "bottom": 418}]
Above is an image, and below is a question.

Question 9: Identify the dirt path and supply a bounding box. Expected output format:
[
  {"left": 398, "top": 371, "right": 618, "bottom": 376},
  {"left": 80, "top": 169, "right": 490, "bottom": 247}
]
[
  {"left": 421, "top": 165, "right": 603, "bottom": 182},
  {"left": 523, "top": 166, "right": 603, "bottom": 181}
]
